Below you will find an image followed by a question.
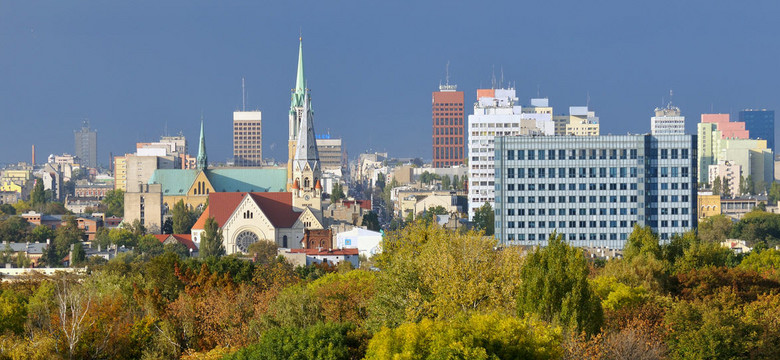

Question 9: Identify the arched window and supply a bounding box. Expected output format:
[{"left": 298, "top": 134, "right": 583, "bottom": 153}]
[
  {"left": 282, "top": 235, "right": 288, "bottom": 248},
  {"left": 304, "top": 177, "right": 311, "bottom": 188}
]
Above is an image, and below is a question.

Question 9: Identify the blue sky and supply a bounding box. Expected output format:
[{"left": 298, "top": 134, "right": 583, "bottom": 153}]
[{"left": 1, "top": 1, "right": 779, "bottom": 165}]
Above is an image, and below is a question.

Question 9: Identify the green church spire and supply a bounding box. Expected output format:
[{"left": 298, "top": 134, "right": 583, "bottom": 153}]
[
  {"left": 197, "top": 114, "right": 208, "bottom": 170},
  {"left": 290, "top": 37, "right": 306, "bottom": 111}
]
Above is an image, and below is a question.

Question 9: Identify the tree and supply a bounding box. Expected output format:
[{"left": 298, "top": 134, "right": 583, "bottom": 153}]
[
  {"left": 246, "top": 240, "right": 277, "bottom": 264},
  {"left": 362, "top": 211, "right": 380, "bottom": 231},
  {"left": 472, "top": 202, "right": 494, "bottom": 236},
  {"left": 172, "top": 200, "right": 196, "bottom": 234},
  {"left": 441, "top": 175, "right": 451, "bottom": 190},
  {"left": 224, "top": 322, "right": 368, "bottom": 360},
  {"left": 199, "top": 217, "right": 224, "bottom": 258},
  {"left": 31, "top": 180, "right": 46, "bottom": 207},
  {"left": 162, "top": 217, "right": 173, "bottom": 234},
  {"left": 697, "top": 215, "right": 733, "bottom": 244},
  {"left": 71, "top": 242, "right": 86, "bottom": 266},
  {"left": 623, "top": 225, "right": 661, "bottom": 262},
  {"left": 745, "top": 175, "right": 756, "bottom": 195},
  {"left": 0, "top": 203, "right": 16, "bottom": 215},
  {"left": 418, "top": 205, "right": 448, "bottom": 224},
  {"left": 55, "top": 274, "right": 93, "bottom": 360},
  {"left": 770, "top": 182, "right": 780, "bottom": 204},
  {"left": 365, "top": 313, "right": 562, "bottom": 360},
  {"left": 452, "top": 175, "right": 460, "bottom": 190},
  {"left": 101, "top": 189, "right": 124, "bottom": 217},
  {"left": 517, "top": 232, "right": 603, "bottom": 335},
  {"left": 722, "top": 177, "right": 732, "bottom": 198},
  {"left": 712, "top": 177, "right": 721, "bottom": 196},
  {"left": 331, "top": 182, "right": 345, "bottom": 203}
]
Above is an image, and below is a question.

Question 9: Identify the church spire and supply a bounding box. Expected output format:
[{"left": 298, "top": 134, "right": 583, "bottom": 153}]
[
  {"left": 290, "top": 37, "right": 306, "bottom": 112},
  {"left": 294, "top": 90, "right": 320, "bottom": 174},
  {"left": 197, "top": 114, "right": 208, "bottom": 170}
]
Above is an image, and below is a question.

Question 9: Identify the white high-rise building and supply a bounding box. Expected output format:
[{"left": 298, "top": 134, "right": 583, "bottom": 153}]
[
  {"left": 467, "top": 88, "right": 554, "bottom": 219},
  {"left": 651, "top": 105, "right": 685, "bottom": 135}
]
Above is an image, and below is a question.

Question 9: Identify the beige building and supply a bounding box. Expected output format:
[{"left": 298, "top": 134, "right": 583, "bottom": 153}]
[
  {"left": 113, "top": 155, "right": 128, "bottom": 191},
  {"left": 708, "top": 160, "right": 741, "bottom": 196},
  {"left": 316, "top": 137, "right": 345, "bottom": 172},
  {"left": 397, "top": 189, "right": 465, "bottom": 219},
  {"left": 697, "top": 193, "right": 721, "bottom": 222},
  {"left": 553, "top": 106, "right": 600, "bottom": 136},
  {"left": 124, "top": 183, "right": 163, "bottom": 233},
  {"left": 233, "top": 111, "right": 263, "bottom": 167}
]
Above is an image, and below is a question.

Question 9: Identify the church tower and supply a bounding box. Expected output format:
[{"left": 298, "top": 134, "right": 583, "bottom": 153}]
[
  {"left": 197, "top": 115, "right": 208, "bottom": 170},
  {"left": 288, "top": 37, "right": 308, "bottom": 190},
  {"left": 291, "top": 89, "right": 322, "bottom": 212}
]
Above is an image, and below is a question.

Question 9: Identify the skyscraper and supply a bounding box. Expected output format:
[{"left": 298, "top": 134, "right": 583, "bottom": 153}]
[
  {"left": 74, "top": 120, "right": 97, "bottom": 168},
  {"left": 432, "top": 81, "right": 464, "bottom": 168},
  {"left": 233, "top": 110, "right": 263, "bottom": 166},
  {"left": 739, "top": 109, "right": 775, "bottom": 152}
]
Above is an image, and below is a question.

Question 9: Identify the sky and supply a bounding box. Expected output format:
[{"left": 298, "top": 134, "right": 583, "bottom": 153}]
[{"left": 2, "top": 1, "right": 780, "bottom": 166}]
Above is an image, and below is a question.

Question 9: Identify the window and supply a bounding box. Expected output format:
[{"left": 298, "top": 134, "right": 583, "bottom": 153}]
[
  {"left": 548, "top": 150, "right": 556, "bottom": 160},
  {"left": 507, "top": 150, "right": 515, "bottom": 160},
  {"left": 681, "top": 149, "right": 689, "bottom": 159},
  {"left": 538, "top": 150, "right": 545, "bottom": 160},
  {"left": 630, "top": 149, "right": 638, "bottom": 159},
  {"left": 528, "top": 151, "right": 535, "bottom": 160},
  {"left": 517, "top": 150, "right": 525, "bottom": 160}
]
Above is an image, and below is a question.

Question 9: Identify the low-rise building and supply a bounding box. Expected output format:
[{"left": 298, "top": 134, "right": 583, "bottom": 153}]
[
  {"left": 335, "top": 227, "right": 382, "bottom": 258},
  {"left": 280, "top": 248, "right": 359, "bottom": 268}
]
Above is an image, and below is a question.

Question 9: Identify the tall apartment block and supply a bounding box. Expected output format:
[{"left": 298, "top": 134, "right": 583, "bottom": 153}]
[
  {"left": 494, "top": 134, "right": 697, "bottom": 249},
  {"left": 651, "top": 104, "right": 685, "bottom": 135},
  {"left": 74, "top": 120, "right": 98, "bottom": 168},
  {"left": 739, "top": 109, "right": 775, "bottom": 152},
  {"left": 467, "top": 88, "right": 554, "bottom": 219},
  {"left": 233, "top": 111, "right": 263, "bottom": 167},
  {"left": 432, "top": 83, "right": 464, "bottom": 168}
]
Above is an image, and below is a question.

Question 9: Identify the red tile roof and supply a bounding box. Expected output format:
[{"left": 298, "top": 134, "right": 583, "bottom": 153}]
[
  {"left": 288, "top": 248, "right": 359, "bottom": 256},
  {"left": 192, "top": 192, "right": 301, "bottom": 230},
  {"left": 153, "top": 234, "right": 198, "bottom": 251}
]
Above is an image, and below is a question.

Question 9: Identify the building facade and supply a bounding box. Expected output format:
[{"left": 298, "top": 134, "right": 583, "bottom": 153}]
[
  {"left": 233, "top": 110, "right": 263, "bottom": 166},
  {"left": 432, "top": 84, "right": 465, "bottom": 168},
  {"left": 74, "top": 120, "right": 98, "bottom": 168},
  {"left": 467, "top": 88, "right": 554, "bottom": 219},
  {"left": 316, "top": 136, "right": 345, "bottom": 172},
  {"left": 494, "top": 134, "right": 697, "bottom": 249},
  {"left": 651, "top": 105, "right": 685, "bottom": 135},
  {"left": 739, "top": 109, "right": 775, "bottom": 152}
]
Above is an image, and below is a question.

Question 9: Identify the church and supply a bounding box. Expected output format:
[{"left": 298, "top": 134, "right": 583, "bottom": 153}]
[{"left": 190, "top": 38, "right": 326, "bottom": 254}]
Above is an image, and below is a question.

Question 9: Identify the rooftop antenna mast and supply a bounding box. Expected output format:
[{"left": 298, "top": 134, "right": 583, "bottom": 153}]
[
  {"left": 491, "top": 65, "right": 496, "bottom": 89},
  {"left": 500, "top": 66, "right": 504, "bottom": 88},
  {"left": 669, "top": 89, "right": 674, "bottom": 107},
  {"left": 445, "top": 60, "right": 450, "bottom": 86},
  {"left": 242, "top": 77, "right": 246, "bottom": 111},
  {"left": 586, "top": 92, "right": 591, "bottom": 108}
]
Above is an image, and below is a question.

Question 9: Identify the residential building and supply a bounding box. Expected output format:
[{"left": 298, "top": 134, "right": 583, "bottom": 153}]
[
  {"left": 432, "top": 82, "right": 465, "bottom": 168},
  {"left": 494, "top": 134, "right": 697, "bottom": 248},
  {"left": 708, "top": 160, "right": 741, "bottom": 196},
  {"left": 74, "top": 120, "right": 98, "bottom": 168},
  {"left": 651, "top": 104, "right": 685, "bottom": 135},
  {"left": 335, "top": 227, "right": 382, "bottom": 258},
  {"left": 553, "top": 105, "right": 600, "bottom": 136},
  {"left": 280, "top": 248, "right": 359, "bottom": 267},
  {"left": 739, "top": 109, "right": 775, "bottom": 152},
  {"left": 233, "top": 110, "right": 263, "bottom": 166},
  {"left": 467, "top": 88, "right": 554, "bottom": 219},
  {"left": 113, "top": 155, "right": 128, "bottom": 191},
  {"left": 123, "top": 183, "right": 163, "bottom": 234},
  {"left": 697, "top": 114, "right": 750, "bottom": 182}
]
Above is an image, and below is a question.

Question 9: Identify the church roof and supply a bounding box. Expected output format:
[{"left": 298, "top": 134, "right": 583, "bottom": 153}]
[
  {"left": 192, "top": 192, "right": 301, "bottom": 230},
  {"left": 293, "top": 93, "right": 320, "bottom": 173},
  {"left": 152, "top": 234, "right": 197, "bottom": 251},
  {"left": 149, "top": 168, "right": 287, "bottom": 196}
]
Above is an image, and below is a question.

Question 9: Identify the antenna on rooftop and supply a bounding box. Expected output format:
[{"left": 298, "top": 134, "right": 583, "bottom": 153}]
[
  {"left": 500, "top": 66, "right": 504, "bottom": 89},
  {"left": 491, "top": 65, "right": 496, "bottom": 89},
  {"left": 669, "top": 89, "right": 674, "bottom": 107},
  {"left": 445, "top": 61, "right": 450, "bottom": 86},
  {"left": 242, "top": 77, "right": 246, "bottom": 111},
  {"left": 586, "top": 92, "right": 591, "bottom": 108},
  {"left": 537, "top": 84, "right": 540, "bottom": 98}
]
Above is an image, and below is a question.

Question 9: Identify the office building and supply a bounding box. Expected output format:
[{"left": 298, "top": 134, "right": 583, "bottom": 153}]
[
  {"left": 651, "top": 104, "right": 684, "bottom": 135},
  {"left": 739, "top": 109, "right": 775, "bottom": 152},
  {"left": 697, "top": 114, "right": 749, "bottom": 183},
  {"left": 494, "top": 134, "right": 697, "bottom": 249},
  {"left": 316, "top": 135, "right": 345, "bottom": 172},
  {"left": 74, "top": 120, "right": 98, "bottom": 168},
  {"left": 233, "top": 110, "right": 263, "bottom": 166},
  {"left": 432, "top": 82, "right": 464, "bottom": 168},
  {"left": 467, "top": 88, "right": 554, "bottom": 219}
]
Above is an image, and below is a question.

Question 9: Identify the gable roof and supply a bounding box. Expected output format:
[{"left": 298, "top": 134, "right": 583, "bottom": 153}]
[
  {"left": 149, "top": 168, "right": 287, "bottom": 196},
  {"left": 192, "top": 192, "right": 301, "bottom": 230},
  {"left": 153, "top": 234, "right": 198, "bottom": 251}
]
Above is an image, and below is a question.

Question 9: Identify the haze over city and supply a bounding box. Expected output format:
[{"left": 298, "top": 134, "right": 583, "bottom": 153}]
[{"left": 2, "top": 0, "right": 779, "bottom": 164}]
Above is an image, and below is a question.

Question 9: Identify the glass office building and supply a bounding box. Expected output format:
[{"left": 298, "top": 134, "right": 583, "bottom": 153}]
[
  {"left": 494, "top": 134, "right": 697, "bottom": 249},
  {"left": 739, "top": 109, "right": 775, "bottom": 152}
]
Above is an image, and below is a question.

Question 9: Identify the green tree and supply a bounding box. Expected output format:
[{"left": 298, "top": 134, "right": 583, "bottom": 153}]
[
  {"left": 441, "top": 175, "right": 451, "bottom": 190},
  {"left": 722, "top": 177, "right": 732, "bottom": 198},
  {"left": 697, "top": 214, "right": 733, "bottom": 244},
  {"left": 712, "top": 177, "right": 721, "bottom": 196},
  {"left": 739, "top": 248, "right": 780, "bottom": 272},
  {"left": 746, "top": 174, "right": 755, "bottom": 195},
  {"left": 0, "top": 289, "right": 27, "bottom": 335},
  {"left": 101, "top": 189, "right": 124, "bottom": 217},
  {"left": 0, "top": 216, "right": 32, "bottom": 243},
  {"left": 362, "top": 211, "right": 380, "bottom": 231},
  {"left": 199, "top": 217, "right": 224, "bottom": 258},
  {"left": 331, "top": 182, "right": 345, "bottom": 203},
  {"left": 246, "top": 240, "right": 278, "bottom": 264},
  {"left": 418, "top": 205, "right": 448, "bottom": 224},
  {"left": 472, "top": 202, "right": 494, "bottom": 236},
  {"left": 770, "top": 182, "right": 780, "bottom": 204},
  {"left": 452, "top": 175, "right": 460, "bottom": 190},
  {"left": 161, "top": 217, "right": 173, "bottom": 234},
  {"left": 623, "top": 225, "right": 661, "bottom": 261},
  {"left": 0, "top": 203, "right": 16, "bottom": 215},
  {"left": 136, "top": 234, "right": 164, "bottom": 256},
  {"left": 517, "top": 233, "right": 603, "bottom": 335},
  {"left": 70, "top": 242, "right": 86, "bottom": 266},
  {"left": 172, "top": 200, "right": 196, "bottom": 234},
  {"left": 225, "top": 322, "right": 368, "bottom": 360},
  {"left": 31, "top": 180, "right": 46, "bottom": 207}
]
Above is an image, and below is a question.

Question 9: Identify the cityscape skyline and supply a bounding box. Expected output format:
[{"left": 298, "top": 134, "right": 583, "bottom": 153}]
[{"left": 2, "top": 1, "right": 780, "bottom": 165}]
